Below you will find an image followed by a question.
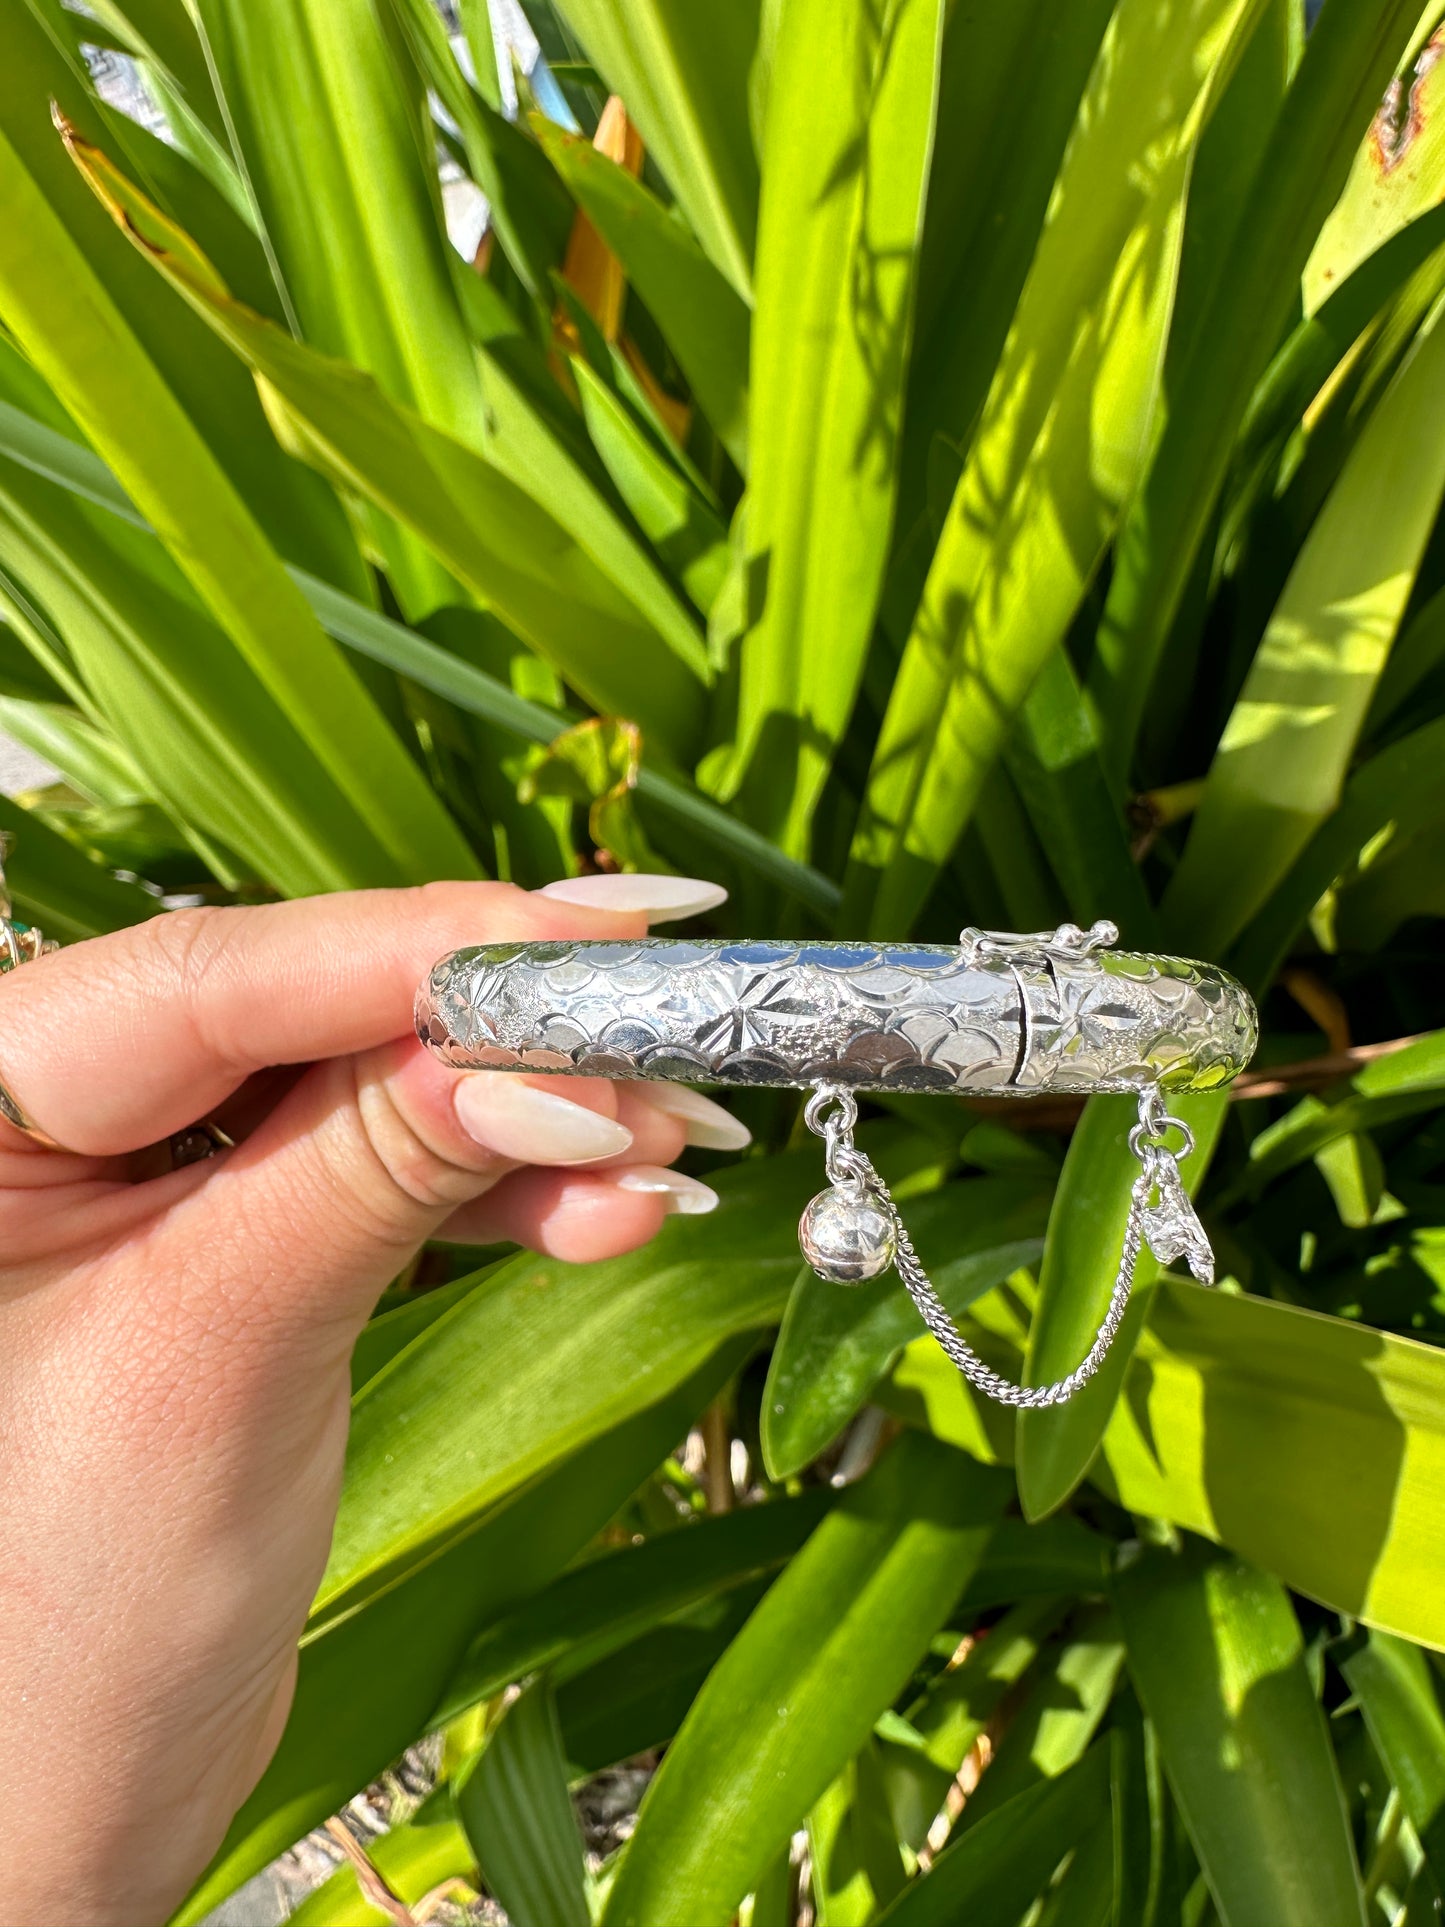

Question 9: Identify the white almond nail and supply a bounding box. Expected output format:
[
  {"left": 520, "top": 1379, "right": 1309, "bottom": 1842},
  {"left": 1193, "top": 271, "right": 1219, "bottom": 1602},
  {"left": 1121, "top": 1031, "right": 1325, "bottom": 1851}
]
[
  {"left": 615, "top": 1166, "right": 720, "bottom": 1215},
  {"left": 454, "top": 1074, "right": 633, "bottom": 1165},
  {"left": 539, "top": 873, "right": 728, "bottom": 922},
  {"left": 640, "top": 1084, "right": 751, "bottom": 1151}
]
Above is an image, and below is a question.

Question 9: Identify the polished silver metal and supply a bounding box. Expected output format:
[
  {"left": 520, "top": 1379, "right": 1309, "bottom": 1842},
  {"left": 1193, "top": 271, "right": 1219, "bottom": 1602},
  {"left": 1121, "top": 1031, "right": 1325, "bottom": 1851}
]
[
  {"left": 417, "top": 930, "right": 1256, "bottom": 1096},
  {"left": 798, "top": 1188, "right": 897, "bottom": 1283},
  {"left": 800, "top": 1080, "right": 1212, "bottom": 1406},
  {"left": 419, "top": 920, "right": 1252, "bottom": 1407}
]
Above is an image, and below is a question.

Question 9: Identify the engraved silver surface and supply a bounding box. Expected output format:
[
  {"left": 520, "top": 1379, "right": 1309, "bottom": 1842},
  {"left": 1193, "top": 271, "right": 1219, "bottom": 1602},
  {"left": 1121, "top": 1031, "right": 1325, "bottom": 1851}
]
[{"left": 416, "top": 938, "right": 1257, "bottom": 1096}]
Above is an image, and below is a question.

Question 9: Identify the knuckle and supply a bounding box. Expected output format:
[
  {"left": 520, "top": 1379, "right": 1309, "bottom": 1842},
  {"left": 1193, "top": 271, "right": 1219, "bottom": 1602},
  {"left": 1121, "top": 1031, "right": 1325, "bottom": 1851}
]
[
  {"left": 350, "top": 1064, "right": 494, "bottom": 1223},
  {"left": 139, "top": 906, "right": 249, "bottom": 1073}
]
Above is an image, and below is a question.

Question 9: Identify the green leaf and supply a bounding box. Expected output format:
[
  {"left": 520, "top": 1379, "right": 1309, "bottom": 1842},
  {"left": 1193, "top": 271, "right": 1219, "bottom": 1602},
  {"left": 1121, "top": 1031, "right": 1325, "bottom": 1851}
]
[
  {"left": 1109, "top": 1711, "right": 1187, "bottom": 1927},
  {"left": 1089, "top": 0, "right": 1430, "bottom": 778},
  {"left": 724, "top": 0, "right": 944, "bottom": 856},
  {"left": 600, "top": 1434, "right": 1012, "bottom": 1927},
  {"left": 1370, "top": 575, "right": 1445, "bottom": 733},
  {"left": 1116, "top": 1539, "right": 1366, "bottom": 1927},
  {"left": 0, "top": 390, "right": 840, "bottom": 912},
  {"left": 68, "top": 140, "right": 714, "bottom": 743},
  {"left": 174, "top": 1356, "right": 732, "bottom": 1924},
  {"left": 285, "top": 1789, "right": 474, "bottom": 1927},
  {"left": 1163, "top": 301, "right": 1445, "bottom": 956},
  {"left": 955, "top": 1515, "right": 1112, "bottom": 1615},
  {"left": 848, "top": 0, "right": 1259, "bottom": 933},
  {"left": 456, "top": 1680, "right": 590, "bottom": 1927},
  {"left": 1314, "top": 1129, "right": 1389, "bottom": 1228},
  {"left": 894, "top": 0, "right": 1117, "bottom": 593},
  {"left": 958, "top": 1608, "right": 1123, "bottom": 1830},
  {"left": 808, "top": 1738, "right": 907, "bottom": 1927},
  {"left": 1036, "top": 1817, "right": 1113, "bottom": 1927},
  {"left": 318, "top": 1153, "right": 818, "bottom": 1615},
  {"left": 762, "top": 1177, "right": 1050, "bottom": 1481},
  {"left": 894, "top": 1274, "right": 1445, "bottom": 1653},
  {"left": 531, "top": 114, "right": 751, "bottom": 468},
  {"left": 1234, "top": 201, "right": 1445, "bottom": 508},
  {"left": 384, "top": 0, "right": 572, "bottom": 298},
  {"left": 0, "top": 791, "right": 156, "bottom": 938},
  {"left": 744, "top": 1844, "right": 796, "bottom": 1927},
  {"left": 303, "top": 568, "right": 833, "bottom": 908},
  {"left": 880, "top": 1596, "right": 1064, "bottom": 1851},
  {"left": 1229, "top": 711, "right": 1445, "bottom": 991},
  {"left": 1304, "top": 22, "right": 1445, "bottom": 314},
  {"left": 0, "top": 457, "right": 413, "bottom": 894},
  {"left": 556, "top": 1578, "right": 776, "bottom": 1777},
  {"left": 85, "top": 0, "right": 231, "bottom": 166},
  {"left": 196, "top": 0, "right": 482, "bottom": 434},
  {"left": 1098, "top": 1281, "right": 1445, "bottom": 1650},
  {"left": 571, "top": 358, "right": 729, "bottom": 618},
  {"left": 349, "top": 1274, "right": 491, "bottom": 1394},
  {"left": 1005, "top": 647, "right": 1159, "bottom": 941},
  {"left": 1016, "top": 1093, "right": 1227, "bottom": 1522},
  {"left": 551, "top": 0, "right": 761, "bottom": 299},
  {"left": 1341, "top": 1628, "right": 1445, "bottom": 1883},
  {"left": 1, "top": 6, "right": 369, "bottom": 593},
  {"left": 1240, "top": 1028, "right": 1445, "bottom": 1193},
  {"left": 874, "top": 1747, "right": 1110, "bottom": 1927},
  {"left": 471, "top": 333, "right": 714, "bottom": 692},
  {"left": 0, "top": 106, "right": 474, "bottom": 887},
  {"left": 0, "top": 695, "right": 148, "bottom": 805},
  {"left": 435, "top": 1491, "right": 831, "bottom": 1727}
]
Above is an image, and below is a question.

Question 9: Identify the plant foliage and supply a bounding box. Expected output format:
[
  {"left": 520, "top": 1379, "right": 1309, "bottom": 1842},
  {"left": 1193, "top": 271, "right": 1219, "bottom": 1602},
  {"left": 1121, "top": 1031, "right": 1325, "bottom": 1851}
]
[{"left": 2, "top": 0, "right": 1445, "bottom": 1918}]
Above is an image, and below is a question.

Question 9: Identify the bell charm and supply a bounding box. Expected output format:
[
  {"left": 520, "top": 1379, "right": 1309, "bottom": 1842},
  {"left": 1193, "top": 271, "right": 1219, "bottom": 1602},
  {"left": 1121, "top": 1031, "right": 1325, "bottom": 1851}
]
[{"left": 799, "top": 1184, "right": 897, "bottom": 1284}]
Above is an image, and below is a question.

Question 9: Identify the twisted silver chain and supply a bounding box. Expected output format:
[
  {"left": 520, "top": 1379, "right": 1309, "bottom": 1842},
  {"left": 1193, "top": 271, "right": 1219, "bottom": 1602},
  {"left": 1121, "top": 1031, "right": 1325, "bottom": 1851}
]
[{"left": 803, "top": 1082, "right": 1198, "bottom": 1408}]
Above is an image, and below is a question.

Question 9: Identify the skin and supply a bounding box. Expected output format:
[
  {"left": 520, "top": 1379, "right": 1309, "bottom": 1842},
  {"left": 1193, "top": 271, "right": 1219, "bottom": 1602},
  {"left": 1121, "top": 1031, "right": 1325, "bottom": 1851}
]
[{"left": 0, "top": 881, "right": 720, "bottom": 1924}]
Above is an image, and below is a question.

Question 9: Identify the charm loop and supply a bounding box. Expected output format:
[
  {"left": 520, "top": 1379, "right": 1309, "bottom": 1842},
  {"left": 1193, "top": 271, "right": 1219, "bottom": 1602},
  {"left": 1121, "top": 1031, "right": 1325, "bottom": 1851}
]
[{"left": 1128, "top": 1087, "right": 1196, "bottom": 1162}]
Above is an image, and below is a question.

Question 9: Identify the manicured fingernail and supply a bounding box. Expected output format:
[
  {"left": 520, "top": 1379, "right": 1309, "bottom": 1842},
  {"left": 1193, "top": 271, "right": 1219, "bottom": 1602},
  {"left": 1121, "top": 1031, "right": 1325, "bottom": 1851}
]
[
  {"left": 640, "top": 1084, "right": 751, "bottom": 1151},
  {"left": 538, "top": 873, "right": 728, "bottom": 922},
  {"left": 453, "top": 1075, "right": 633, "bottom": 1164},
  {"left": 615, "top": 1166, "right": 720, "bottom": 1215}
]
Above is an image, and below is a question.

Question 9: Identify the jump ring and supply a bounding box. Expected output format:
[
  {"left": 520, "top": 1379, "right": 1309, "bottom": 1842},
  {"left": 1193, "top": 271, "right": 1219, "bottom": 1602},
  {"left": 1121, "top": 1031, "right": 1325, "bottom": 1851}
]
[
  {"left": 1128, "top": 1115, "right": 1195, "bottom": 1162},
  {"left": 804, "top": 1085, "right": 857, "bottom": 1138}
]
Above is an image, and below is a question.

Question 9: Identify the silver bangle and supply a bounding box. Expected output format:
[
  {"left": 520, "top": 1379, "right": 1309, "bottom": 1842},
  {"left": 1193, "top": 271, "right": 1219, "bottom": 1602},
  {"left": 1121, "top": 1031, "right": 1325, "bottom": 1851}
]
[{"left": 417, "top": 920, "right": 1257, "bottom": 1408}]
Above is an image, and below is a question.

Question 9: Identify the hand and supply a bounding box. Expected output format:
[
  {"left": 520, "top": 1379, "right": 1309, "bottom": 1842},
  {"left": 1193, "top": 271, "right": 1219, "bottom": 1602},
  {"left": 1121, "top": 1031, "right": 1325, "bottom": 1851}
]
[{"left": 0, "top": 876, "right": 745, "bottom": 1925}]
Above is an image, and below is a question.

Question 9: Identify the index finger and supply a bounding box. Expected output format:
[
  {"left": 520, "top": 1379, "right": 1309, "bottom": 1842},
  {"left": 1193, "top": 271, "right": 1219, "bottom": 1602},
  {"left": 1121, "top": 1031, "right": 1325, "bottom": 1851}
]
[{"left": 0, "top": 881, "right": 650, "bottom": 1156}]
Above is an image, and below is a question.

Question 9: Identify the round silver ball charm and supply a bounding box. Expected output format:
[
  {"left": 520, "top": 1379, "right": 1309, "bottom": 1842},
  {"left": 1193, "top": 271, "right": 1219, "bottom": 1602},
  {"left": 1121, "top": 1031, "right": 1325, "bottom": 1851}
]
[{"left": 799, "top": 1185, "right": 897, "bottom": 1284}]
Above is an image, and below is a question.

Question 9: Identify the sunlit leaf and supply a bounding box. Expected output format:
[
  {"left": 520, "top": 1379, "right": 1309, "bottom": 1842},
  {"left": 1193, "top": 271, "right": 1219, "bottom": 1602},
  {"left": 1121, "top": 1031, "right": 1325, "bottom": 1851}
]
[
  {"left": 1090, "top": 0, "right": 1430, "bottom": 776},
  {"left": 600, "top": 1435, "right": 1011, "bottom": 1927},
  {"left": 849, "top": 0, "right": 1260, "bottom": 932},
  {"left": 723, "top": 0, "right": 944, "bottom": 857},
  {"left": 1118, "top": 1539, "right": 1366, "bottom": 1927},
  {"left": 550, "top": 0, "right": 761, "bottom": 299}
]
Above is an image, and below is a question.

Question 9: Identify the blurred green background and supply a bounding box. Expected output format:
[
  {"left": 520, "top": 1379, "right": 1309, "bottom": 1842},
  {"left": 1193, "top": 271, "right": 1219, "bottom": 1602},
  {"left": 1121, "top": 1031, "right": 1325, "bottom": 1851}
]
[{"left": 4, "top": 0, "right": 1445, "bottom": 1921}]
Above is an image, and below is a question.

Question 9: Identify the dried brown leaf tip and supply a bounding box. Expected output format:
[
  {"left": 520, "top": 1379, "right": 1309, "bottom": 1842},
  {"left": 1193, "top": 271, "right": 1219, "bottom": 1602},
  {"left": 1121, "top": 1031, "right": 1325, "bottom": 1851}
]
[{"left": 1370, "top": 29, "right": 1444, "bottom": 176}]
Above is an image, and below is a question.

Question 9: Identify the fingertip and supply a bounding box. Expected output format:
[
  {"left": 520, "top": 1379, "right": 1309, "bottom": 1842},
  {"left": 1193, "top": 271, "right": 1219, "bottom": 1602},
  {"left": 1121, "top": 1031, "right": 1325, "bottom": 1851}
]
[{"left": 493, "top": 1165, "right": 672, "bottom": 1262}]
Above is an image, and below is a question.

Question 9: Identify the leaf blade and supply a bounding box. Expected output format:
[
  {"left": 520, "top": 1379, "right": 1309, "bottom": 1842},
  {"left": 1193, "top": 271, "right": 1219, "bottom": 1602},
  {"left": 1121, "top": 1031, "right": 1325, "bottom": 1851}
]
[
  {"left": 600, "top": 1434, "right": 1011, "bottom": 1927},
  {"left": 1117, "top": 1540, "right": 1366, "bottom": 1927}
]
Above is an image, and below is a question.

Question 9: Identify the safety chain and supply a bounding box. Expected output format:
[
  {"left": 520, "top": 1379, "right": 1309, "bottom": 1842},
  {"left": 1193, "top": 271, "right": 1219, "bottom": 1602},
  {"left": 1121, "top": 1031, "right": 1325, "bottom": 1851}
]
[{"left": 800, "top": 1078, "right": 1214, "bottom": 1409}]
